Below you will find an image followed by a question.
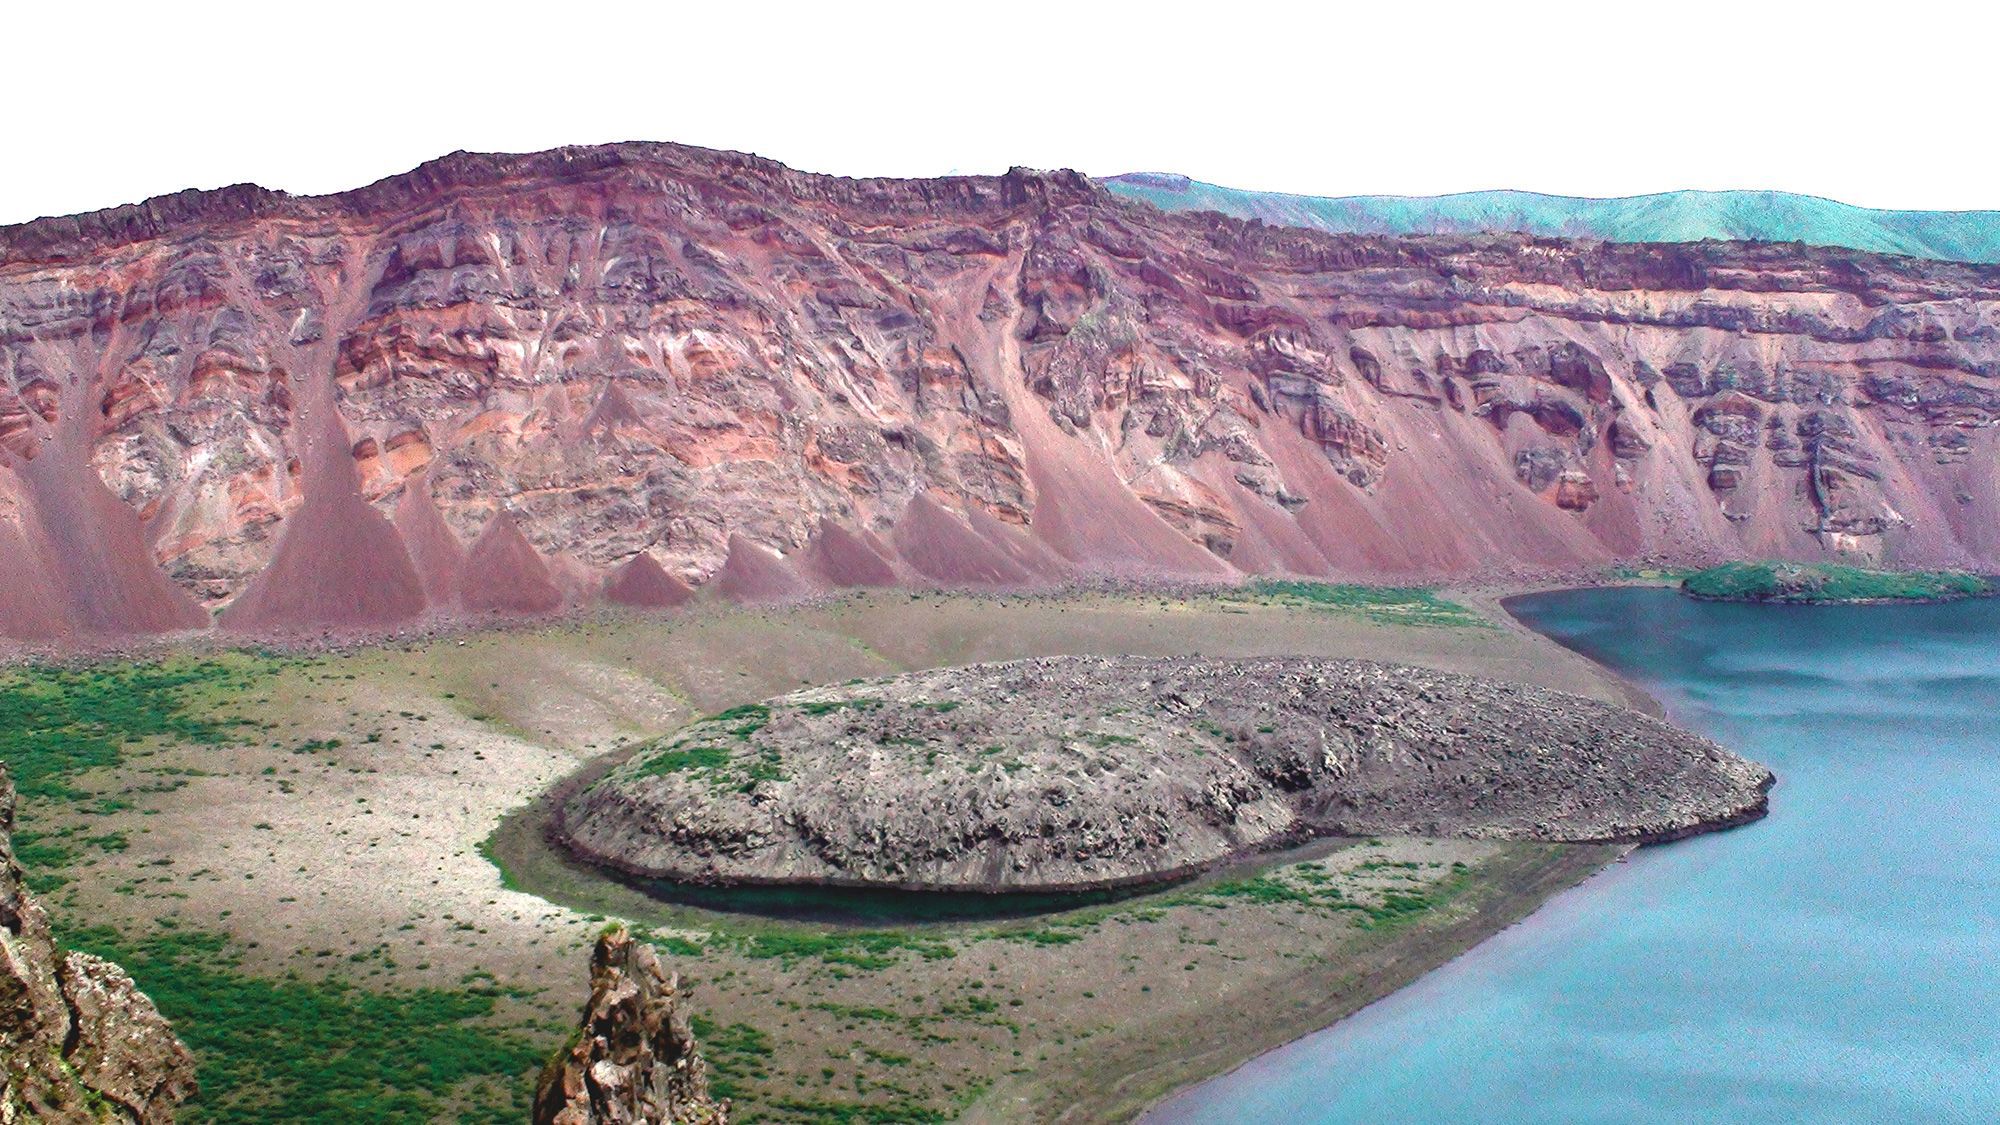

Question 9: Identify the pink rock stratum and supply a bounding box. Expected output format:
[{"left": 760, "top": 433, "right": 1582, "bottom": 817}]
[{"left": 3, "top": 141, "right": 1997, "bottom": 643}]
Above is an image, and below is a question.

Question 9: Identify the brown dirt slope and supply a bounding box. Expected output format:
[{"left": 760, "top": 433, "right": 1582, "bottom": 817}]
[
  {"left": 463, "top": 511, "right": 565, "bottom": 614},
  {"left": 604, "top": 552, "right": 695, "bottom": 608}
]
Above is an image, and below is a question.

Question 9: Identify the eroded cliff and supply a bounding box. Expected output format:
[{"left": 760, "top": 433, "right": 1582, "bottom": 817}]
[{"left": 3, "top": 142, "right": 1997, "bottom": 641}]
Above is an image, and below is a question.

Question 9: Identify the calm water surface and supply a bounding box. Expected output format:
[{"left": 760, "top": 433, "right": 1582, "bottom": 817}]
[{"left": 1146, "top": 588, "right": 2000, "bottom": 1123}]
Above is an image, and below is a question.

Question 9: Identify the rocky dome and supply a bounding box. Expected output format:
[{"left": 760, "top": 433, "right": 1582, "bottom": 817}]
[{"left": 558, "top": 656, "right": 1774, "bottom": 893}]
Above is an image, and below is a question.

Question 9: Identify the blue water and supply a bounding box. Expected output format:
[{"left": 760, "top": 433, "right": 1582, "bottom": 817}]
[{"left": 1146, "top": 589, "right": 2000, "bottom": 1123}]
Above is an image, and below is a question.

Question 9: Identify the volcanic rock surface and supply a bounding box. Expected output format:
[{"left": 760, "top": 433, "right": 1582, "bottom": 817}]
[
  {"left": 5, "top": 141, "right": 2000, "bottom": 643},
  {"left": 533, "top": 925, "right": 728, "bottom": 1125},
  {"left": 0, "top": 764, "right": 197, "bottom": 1123},
  {"left": 559, "top": 656, "right": 1774, "bottom": 893}
]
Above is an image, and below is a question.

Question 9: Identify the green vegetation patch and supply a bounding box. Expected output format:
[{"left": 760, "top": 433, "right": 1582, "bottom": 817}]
[
  {"left": 626, "top": 702, "right": 787, "bottom": 791},
  {"left": 729, "top": 927, "right": 956, "bottom": 970},
  {"left": 765, "top": 1097, "right": 949, "bottom": 1124},
  {"left": 631, "top": 741, "right": 737, "bottom": 778},
  {"left": 1682, "top": 561, "right": 1992, "bottom": 604},
  {"left": 0, "top": 657, "right": 270, "bottom": 802},
  {"left": 690, "top": 1016, "right": 774, "bottom": 1102},
  {"left": 1234, "top": 580, "right": 1490, "bottom": 628},
  {"left": 58, "top": 921, "right": 545, "bottom": 1125},
  {"left": 1167, "top": 858, "right": 1477, "bottom": 930}
]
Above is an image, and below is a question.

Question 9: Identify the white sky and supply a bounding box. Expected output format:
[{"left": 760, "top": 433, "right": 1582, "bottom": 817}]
[{"left": 4, "top": 0, "right": 1993, "bottom": 226}]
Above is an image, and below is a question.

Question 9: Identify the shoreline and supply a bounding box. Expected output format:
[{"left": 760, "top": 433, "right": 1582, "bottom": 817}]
[
  {"left": 1466, "top": 580, "right": 1671, "bottom": 715},
  {"left": 0, "top": 567, "right": 1687, "bottom": 669},
  {"left": 494, "top": 748, "right": 1635, "bottom": 1124},
  {"left": 11, "top": 580, "right": 1716, "bottom": 1122},
  {"left": 1682, "top": 589, "right": 2000, "bottom": 605},
  {"left": 486, "top": 581, "right": 1705, "bottom": 1122},
  {"left": 1113, "top": 582, "right": 1699, "bottom": 1122},
  {"left": 1041, "top": 842, "right": 1628, "bottom": 1124}
]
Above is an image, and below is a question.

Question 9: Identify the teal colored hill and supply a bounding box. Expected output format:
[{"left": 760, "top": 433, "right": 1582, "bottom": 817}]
[{"left": 1103, "top": 174, "right": 2000, "bottom": 263}]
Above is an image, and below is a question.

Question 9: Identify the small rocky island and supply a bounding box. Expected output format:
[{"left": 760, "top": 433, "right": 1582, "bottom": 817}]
[
  {"left": 558, "top": 656, "right": 1774, "bottom": 894},
  {"left": 1681, "top": 561, "right": 1994, "bottom": 604}
]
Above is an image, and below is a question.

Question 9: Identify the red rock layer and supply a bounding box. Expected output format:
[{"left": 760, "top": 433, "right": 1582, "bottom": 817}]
[{"left": 3, "top": 140, "right": 1998, "bottom": 643}]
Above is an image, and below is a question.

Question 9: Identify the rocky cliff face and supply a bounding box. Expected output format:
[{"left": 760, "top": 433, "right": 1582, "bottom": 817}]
[
  {"left": 533, "top": 925, "right": 727, "bottom": 1125},
  {"left": 0, "top": 765, "right": 197, "bottom": 1123},
  {"left": 3, "top": 142, "right": 1997, "bottom": 642},
  {"left": 560, "top": 656, "right": 1773, "bottom": 893}
]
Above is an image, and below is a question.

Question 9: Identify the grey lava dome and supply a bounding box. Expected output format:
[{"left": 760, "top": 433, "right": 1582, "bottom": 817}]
[{"left": 557, "top": 656, "right": 1774, "bottom": 893}]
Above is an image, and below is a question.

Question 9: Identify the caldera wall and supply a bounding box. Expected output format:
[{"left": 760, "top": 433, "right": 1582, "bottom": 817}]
[{"left": 3, "top": 141, "right": 1998, "bottom": 643}]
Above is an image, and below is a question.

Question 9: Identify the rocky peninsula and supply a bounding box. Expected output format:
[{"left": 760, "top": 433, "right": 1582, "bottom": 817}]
[{"left": 558, "top": 656, "right": 1774, "bottom": 893}]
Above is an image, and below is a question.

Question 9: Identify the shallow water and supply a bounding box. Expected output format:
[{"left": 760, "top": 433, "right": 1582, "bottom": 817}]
[{"left": 1146, "top": 588, "right": 2000, "bottom": 1123}]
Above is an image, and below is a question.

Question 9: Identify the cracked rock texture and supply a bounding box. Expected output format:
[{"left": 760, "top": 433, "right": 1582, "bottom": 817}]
[
  {"left": 3, "top": 142, "right": 1999, "bottom": 645},
  {"left": 560, "top": 656, "right": 1774, "bottom": 892},
  {"left": 533, "top": 925, "right": 727, "bottom": 1125},
  {"left": 0, "top": 764, "right": 196, "bottom": 1123}
]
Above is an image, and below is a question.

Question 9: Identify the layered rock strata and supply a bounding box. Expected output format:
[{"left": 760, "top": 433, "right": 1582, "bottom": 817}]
[{"left": 5, "top": 141, "right": 1998, "bottom": 643}]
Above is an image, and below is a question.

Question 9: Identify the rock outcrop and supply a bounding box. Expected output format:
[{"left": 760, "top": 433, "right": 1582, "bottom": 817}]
[
  {"left": 0, "top": 764, "right": 196, "bottom": 1123},
  {"left": 533, "top": 925, "right": 728, "bottom": 1125},
  {"left": 5, "top": 140, "right": 2000, "bottom": 644},
  {"left": 559, "top": 656, "right": 1774, "bottom": 893}
]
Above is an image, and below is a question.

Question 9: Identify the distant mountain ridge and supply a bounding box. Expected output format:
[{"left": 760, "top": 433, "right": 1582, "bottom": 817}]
[{"left": 1104, "top": 174, "right": 2000, "bottom": 263}]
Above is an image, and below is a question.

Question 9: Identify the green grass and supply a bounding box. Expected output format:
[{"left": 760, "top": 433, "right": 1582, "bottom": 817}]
[
  {"left": 1234, "top": 580, "right": 1490, "bottom": 628},
  {"left": 690, "top": 1016, "right": 773, "bottom": 1102},
  {"left": 0, "top": 657, "right": 270, "bottom": 802},
  {"left": 57, "top": 922, "right": 547, "bottom": 1125},
  {"left": 765, "top": 1097, "right": 949, "bottom": 1124},
  {"left": 475, "top": 834, "right": 526, "bottom": 894},
  {"left": 628, "top": 925, "right": 706, "bottom": 958},
  {"left": 714, "top": 703, "right": 771, "bottom": 737},
  {"left": 1681, "top": 561, "right": 1991, "bottom": 603},
  {"left": 627, "top": 702, "right": 787, "bottom": 789},
  {"left": 1163, "top": 860, "right": 1476, "bottom": 929},
  {"left": 727, "top": 927, "right": 956, "bottom": 970},
  {"left": 794, "top": 698, "right": 883, "bottom": 717},
  {"left": 630, "top": 741, "right": 736, "bottom": 778}
]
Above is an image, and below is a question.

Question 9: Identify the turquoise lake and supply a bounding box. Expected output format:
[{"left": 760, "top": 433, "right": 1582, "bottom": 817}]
[{"left": 1146, "top": 587, "right": 2000, "bottom": 1123}]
